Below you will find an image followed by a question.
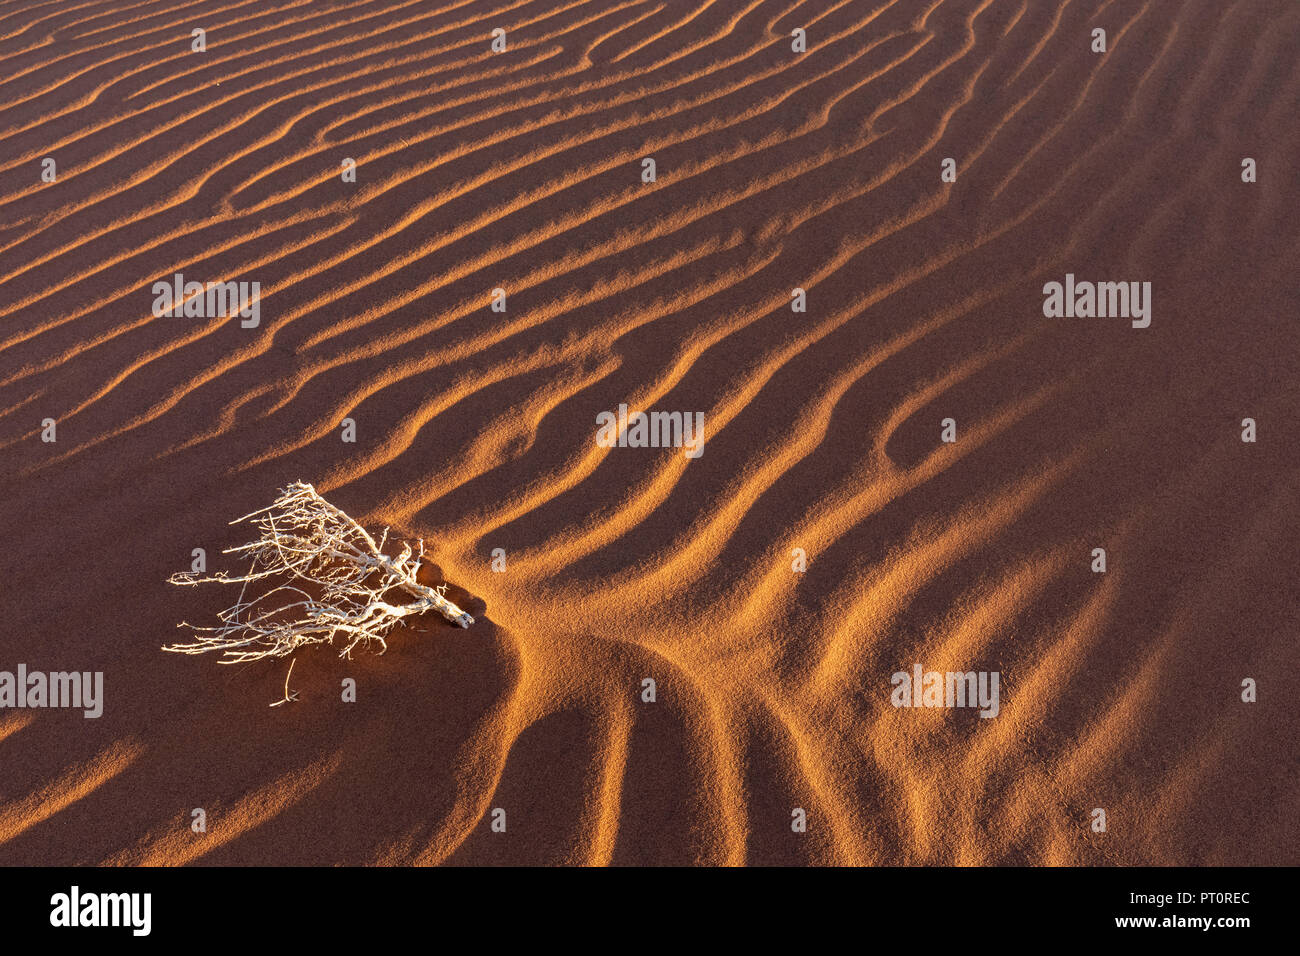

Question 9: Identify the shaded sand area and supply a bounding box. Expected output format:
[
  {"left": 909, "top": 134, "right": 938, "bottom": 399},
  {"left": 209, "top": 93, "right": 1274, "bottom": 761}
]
[{"left": 0, "top": 0, "right": 1296, "bottom": 865}]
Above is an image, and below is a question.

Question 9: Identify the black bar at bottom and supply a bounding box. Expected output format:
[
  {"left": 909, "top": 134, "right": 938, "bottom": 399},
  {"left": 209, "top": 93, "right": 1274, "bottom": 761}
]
[{"left": 1, "top": 865, "right": 1279, "bottom": 942}]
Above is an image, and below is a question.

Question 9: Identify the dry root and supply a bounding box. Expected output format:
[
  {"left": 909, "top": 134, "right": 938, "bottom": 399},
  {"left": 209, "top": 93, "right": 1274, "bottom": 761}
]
[{"left": 164, "top": 481, "right": 473, "bottom": 665}]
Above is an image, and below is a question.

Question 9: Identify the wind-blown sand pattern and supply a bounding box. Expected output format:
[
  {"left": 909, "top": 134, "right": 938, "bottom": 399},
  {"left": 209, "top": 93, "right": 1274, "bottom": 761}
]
[{"left": 0, "top": 0, "right": 1296, "bottom": 866}]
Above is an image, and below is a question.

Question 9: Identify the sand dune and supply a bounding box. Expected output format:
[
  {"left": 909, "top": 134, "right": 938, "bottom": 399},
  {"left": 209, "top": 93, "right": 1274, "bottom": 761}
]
[{"left": 0, "top": 0, "right": 1296, "bottom": 865}]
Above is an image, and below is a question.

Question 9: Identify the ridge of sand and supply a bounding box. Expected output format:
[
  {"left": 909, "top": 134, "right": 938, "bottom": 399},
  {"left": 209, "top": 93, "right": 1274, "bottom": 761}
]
[{"left": 0, "top": 0, "right": 1296, "bottom": 865}]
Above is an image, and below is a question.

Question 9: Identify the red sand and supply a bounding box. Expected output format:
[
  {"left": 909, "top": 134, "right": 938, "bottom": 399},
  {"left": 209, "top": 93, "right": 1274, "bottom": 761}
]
[{"left": 0, "top": 0, "right": 1296, "bottom": 865}]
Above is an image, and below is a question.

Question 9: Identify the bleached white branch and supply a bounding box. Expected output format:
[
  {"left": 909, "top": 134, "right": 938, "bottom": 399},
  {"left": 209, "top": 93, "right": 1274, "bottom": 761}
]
[{"left": 164, "top": 481, "right": 473, "bottom": 664}]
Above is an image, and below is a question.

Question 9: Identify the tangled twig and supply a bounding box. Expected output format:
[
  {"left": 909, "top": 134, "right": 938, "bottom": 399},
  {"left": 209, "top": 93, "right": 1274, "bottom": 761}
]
[{"left": 164, "top": 481, "right": 473, "bottom": 665}]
